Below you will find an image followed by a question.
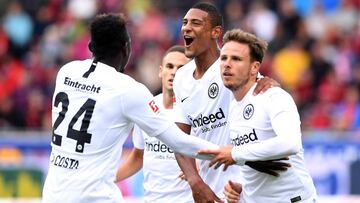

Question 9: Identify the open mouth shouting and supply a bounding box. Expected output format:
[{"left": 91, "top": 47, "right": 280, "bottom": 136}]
[{"left": 184, "top": 35, "right": 194, "bottom": 47}]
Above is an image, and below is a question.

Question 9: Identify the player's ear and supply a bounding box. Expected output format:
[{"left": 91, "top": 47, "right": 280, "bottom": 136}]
[
  {"left": 251, "top": 61, "right": 261, "bottom": 75},
  {"left": 211, "top": 26, "right": 222, "bottom": 39},
  {"left": 88, "top": 41, "right": 94, "bottom": 52},
  {"left": 159, "top": 65, "right": 163, "bottom": 78}
]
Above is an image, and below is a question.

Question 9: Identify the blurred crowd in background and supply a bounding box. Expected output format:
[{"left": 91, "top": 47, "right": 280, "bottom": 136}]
[{"left": 0, "top": 0, "right": 359, "bottom": 132}]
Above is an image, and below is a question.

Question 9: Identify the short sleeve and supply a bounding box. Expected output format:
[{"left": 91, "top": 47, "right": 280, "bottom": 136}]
[
  {"left": 122, "top": 82, "right": 171, "bottom": 137},
  {"left": 132, "top": 125, "right": 145, "bottom": 149}
]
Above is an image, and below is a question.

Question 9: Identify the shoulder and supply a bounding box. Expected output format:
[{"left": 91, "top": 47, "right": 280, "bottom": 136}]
[
  {"left": 61, "top": 59, "right": 93, "bottom": 70},
  {"left": 58, "top": 59, "right": 91, "bottom": 74},
  {"left": 260, "top": 87, "right": 293, "bottom": 101},
  {"left": 255, "top": 86, "right": 297, "bottom": 111}
]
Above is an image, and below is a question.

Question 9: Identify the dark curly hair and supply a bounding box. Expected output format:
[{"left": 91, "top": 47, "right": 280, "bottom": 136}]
[{"left": 89, "top": 13, "right": 130, "bottom": 60}]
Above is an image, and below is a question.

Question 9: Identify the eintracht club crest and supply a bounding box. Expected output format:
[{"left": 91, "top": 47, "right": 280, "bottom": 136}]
[
  {"left": 243, "top": 104, "right": 254, "bottom": 120},
  {"left": 208, "top": 82, "right": 219, "bottom": 99}
]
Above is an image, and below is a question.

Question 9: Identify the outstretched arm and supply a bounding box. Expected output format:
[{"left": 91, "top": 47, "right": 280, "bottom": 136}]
[
  {"left": 198, "top": 146, "right": 291, "bottom": 176},
  {"left": 115, "top": 148, "right": 144, "bottom": 182}
]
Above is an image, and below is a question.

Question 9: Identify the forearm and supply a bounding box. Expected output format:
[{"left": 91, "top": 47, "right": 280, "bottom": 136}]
[
  {"left": 156, "top": 124, "right": 218, "bottom": 160},
  {"left": 115, "top": 148, "right": 143, "bottom": 182},
  {"left": 175, "top": 154, "right": 202, "bottom": 185},
  {"left": 232, "top": 136, "right": 300, "bottom": 165},
  {"left": 232, "top": 112, "right": 301, "bottom": 165}
]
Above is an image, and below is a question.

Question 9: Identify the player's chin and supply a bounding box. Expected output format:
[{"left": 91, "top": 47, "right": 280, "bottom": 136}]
[
  {"left": 166, "top": 85, "right": 173, "bottom": 92},
  {"left": 223, "top": 81, "right": 234, "bottom": 90},
  {"left": 184, "top": 49, "right": 196, "bottom": 58}
]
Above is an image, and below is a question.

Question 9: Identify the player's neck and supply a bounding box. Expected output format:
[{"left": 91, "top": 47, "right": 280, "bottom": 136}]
[
  {"left": 193, "top": 48, "right": 220, "bottom": 79},
  {"left": 233, "top": 81, "right": 256, "bottom": 102},
  {"left": 162, "top": 89, "right": 174, "bottom": 109},
  {"left": 99, "top": 57, "right": 121, "bottom": 71}
]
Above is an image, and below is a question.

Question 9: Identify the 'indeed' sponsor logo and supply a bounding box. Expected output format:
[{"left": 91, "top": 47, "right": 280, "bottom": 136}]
[
  {"left": 231, "top": 129, "right": 258, "bottom": 146},
  {"left": 145, "top": 141, "right": 174, "bottom": 153},
  {"left": 190, "top": 108, "right": 225, "bottom": 128}
]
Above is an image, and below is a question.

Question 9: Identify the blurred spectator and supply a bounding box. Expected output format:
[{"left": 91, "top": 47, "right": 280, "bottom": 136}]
[
  {"left": 305, "top": 3, "right": 328, "bottom": 40},
  {"left": 333, "top": 84, "right": 360, "bottom": 131},
  {"left": 308, "top": 40, "right": 332, "bottom": 102},
  {"left": 246, "top": 0, "right": 278, "bottom": 41},
  {"left": 272, "top": 40, "right": 310, "bottom": 90},
  {"left": 333, "top": 36, "right": 353, "bottom": 83},
  {"left": 223, "top": 0, "right": 246, "bottom": 31},
  {"left": 67, "top": 0, "right": 97, "bottom": 20},
  {"left": 277, "top": 0, "right": 302, "bottom": 44},
  {"left": 3, "top": 1, "right": 33, "bottom": 58},
  {"left": 329, "top": 0, "right": 358, "bottom": 34}
]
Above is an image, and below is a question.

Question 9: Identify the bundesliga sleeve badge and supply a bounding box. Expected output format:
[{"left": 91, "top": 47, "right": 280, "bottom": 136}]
[{"left": 148, "top": 100, "right": 160, "bottom": 113}]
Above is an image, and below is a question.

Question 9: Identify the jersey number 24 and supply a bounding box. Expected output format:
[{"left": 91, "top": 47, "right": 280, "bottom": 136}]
[{"left": 52, "top": 92, "right": 96, "bottom": 153}]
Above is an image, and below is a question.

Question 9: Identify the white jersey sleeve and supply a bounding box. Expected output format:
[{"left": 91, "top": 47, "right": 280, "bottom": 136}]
[
  {"left": 132, "top": 125, "right": 144, "bottom": 150},
  {"left": 122, "top": 83, "right": 171, "bottom": 137},
  {"left": 231, "top": 87, "right": 302, "bottom": 165}
]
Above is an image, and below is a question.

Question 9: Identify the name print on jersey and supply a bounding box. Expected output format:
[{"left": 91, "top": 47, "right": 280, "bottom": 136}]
[
  {"left": 50, "top": 152, "right": 79, "bottom": 169},
  {"left": 64, "top": 77, "right": 101, "bottom": 93},
  {"left": 189, "top": 108, "right": 227, "bottom": 134},
  {"left": 231, "top": 129, "right": 258, "bottom": 146}
]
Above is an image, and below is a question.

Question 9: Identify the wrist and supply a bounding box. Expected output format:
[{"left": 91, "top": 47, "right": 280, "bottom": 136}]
[
  {"left": 187, "top": 176, "right": 204, "bottom": 188},
  {"left": 231, "top": 147, "right": 245, "bottom": 166}
]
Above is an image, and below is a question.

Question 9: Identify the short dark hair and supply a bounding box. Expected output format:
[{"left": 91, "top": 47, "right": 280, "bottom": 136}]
[
  {"left": 223, "top": 29, "right": 268, "bottom": 62},
  {"left": 90, "top": 13, "right": 130, "bottom": 60},
  {"left": 192, "top": 2, "right": 223, "bottom": 27},
  {"left": 164, "top": 45, "right": 185, "bottom": 56}
]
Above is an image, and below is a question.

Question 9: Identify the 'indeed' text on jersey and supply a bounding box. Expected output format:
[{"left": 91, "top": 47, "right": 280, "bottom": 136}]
[
  {"left": 231, "top": 129, "right": 258, "bottom": 146},
  {"left": 189, "top": 108, "right": 225, "bottom": 128}
]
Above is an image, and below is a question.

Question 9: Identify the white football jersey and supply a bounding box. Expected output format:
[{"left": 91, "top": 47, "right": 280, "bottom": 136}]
[
  {"left": 42, "top": 59, "right": 172, "bottom": 203},
  {"left": 229, "top": 84, "right": 317, "bottom": 203},
  {"left": 133, "top": 94, "right": 193, "bottom": 203},
  {"left": 173, "top": 59, "right": 242, "bottom": 198}
]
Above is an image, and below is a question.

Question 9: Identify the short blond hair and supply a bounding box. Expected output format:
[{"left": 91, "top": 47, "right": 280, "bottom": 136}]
[{"left": 222, "top": 29, "right": 268, "bottom": 62}]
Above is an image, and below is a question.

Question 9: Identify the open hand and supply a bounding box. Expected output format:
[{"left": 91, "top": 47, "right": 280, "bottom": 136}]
[
  {"left": 245, "top": 157, "right": 291, "bottom": 177},
  {"left": 198, "top": 145, "right": 235, "bottom": 171},
  {"left": 254, "top": 76, "right": 280, "bottom": 95}
]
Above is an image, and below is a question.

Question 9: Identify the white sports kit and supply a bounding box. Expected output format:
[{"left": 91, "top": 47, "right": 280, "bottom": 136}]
[
  {"left": 230, "top": 84, "right": 317, "bottom": 203},
  {"left": 173, "top": 59, "right": 242, "bottom": 199},
  {"left": 42, "top": 59, "right": 217, "bottom": 203},
  {"left": 132, "top": 94, "right": 193, "bottom": 203}
]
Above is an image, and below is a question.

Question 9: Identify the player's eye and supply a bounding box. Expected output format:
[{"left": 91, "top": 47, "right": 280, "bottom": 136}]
[
  {"left": 231, "top": 56, "right": 241, "bottom": 61},
  {"left": 166, "top": 64, "right": 174, "bottom": 69},
  {"left": 192, "top": 20, "right": 203, "bottom": 26}
]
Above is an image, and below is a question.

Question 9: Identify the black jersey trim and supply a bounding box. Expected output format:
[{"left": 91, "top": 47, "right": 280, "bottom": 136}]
[{"left": 82, "top": 60, "right": 98, "bottom": 78}]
